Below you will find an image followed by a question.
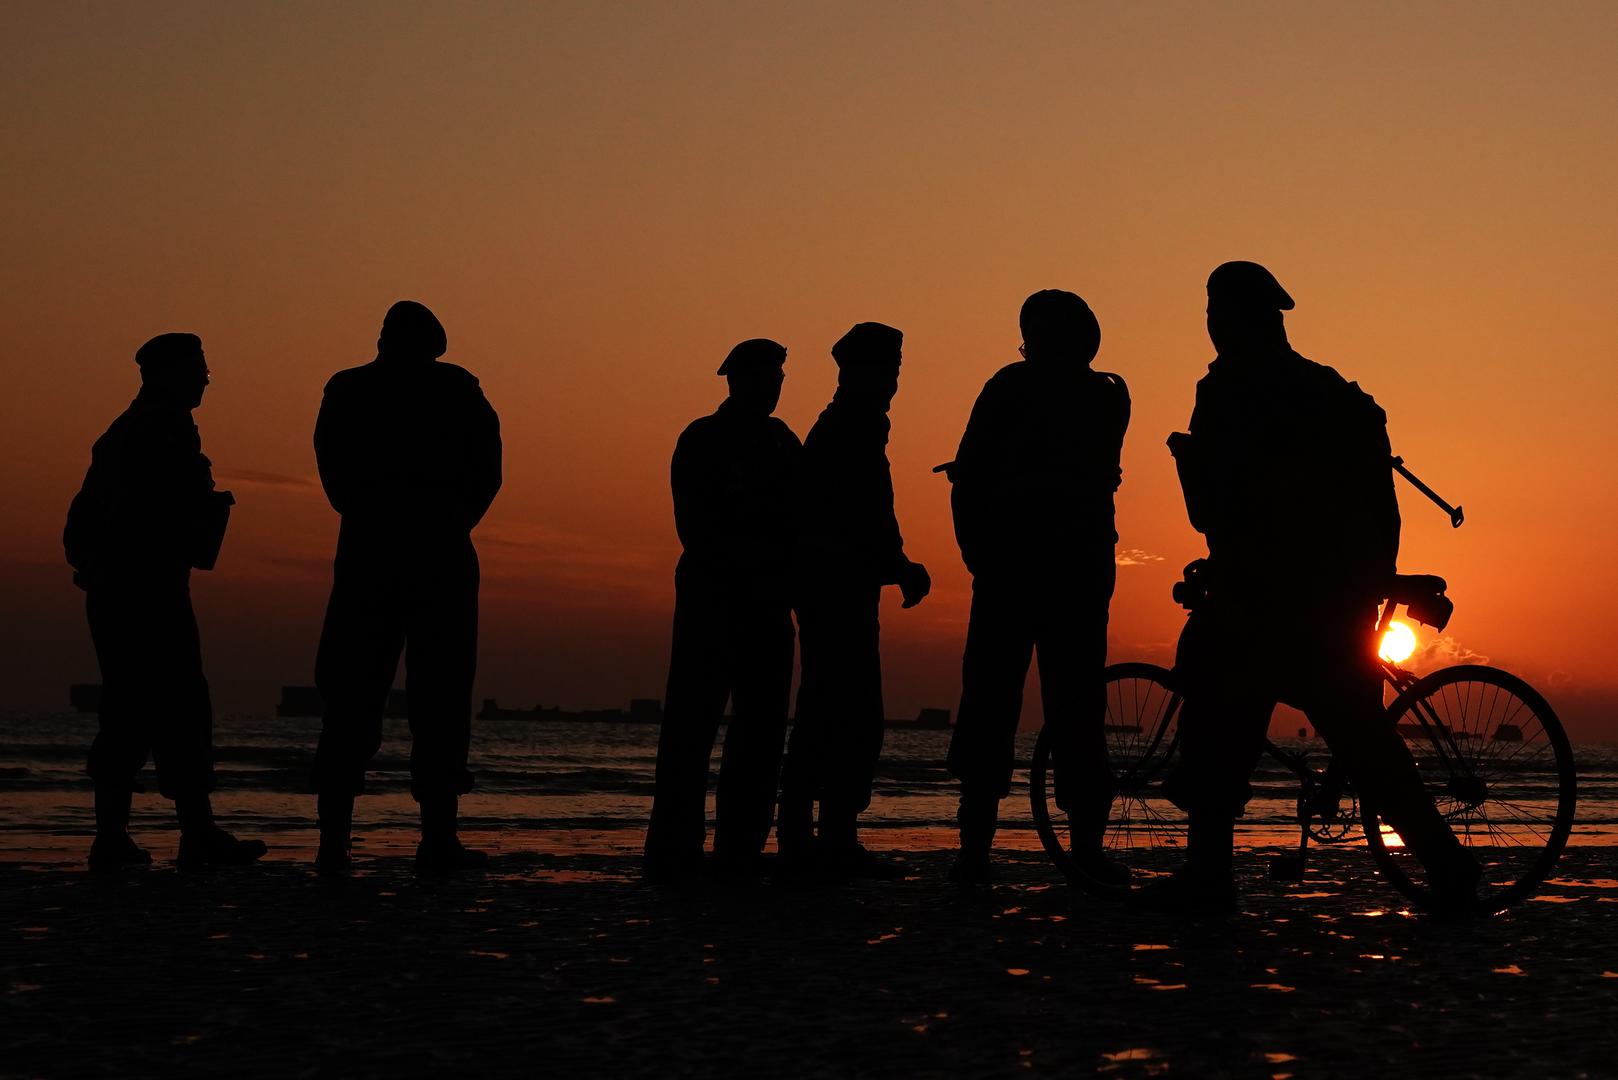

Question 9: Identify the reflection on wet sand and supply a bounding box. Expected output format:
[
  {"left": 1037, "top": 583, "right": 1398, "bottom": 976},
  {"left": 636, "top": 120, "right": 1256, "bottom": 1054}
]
[{"left": 3, "top": 845, "right": 1616, "bottom": 1074}]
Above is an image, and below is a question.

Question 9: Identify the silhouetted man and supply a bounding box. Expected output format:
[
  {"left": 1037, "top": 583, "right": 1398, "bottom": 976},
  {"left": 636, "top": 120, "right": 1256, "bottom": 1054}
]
[
  {"left": 65, "top": 333, "right": 266, "bottom": 871},
  {"left": 1155, "top": 261, "right": 1478, "bottom": 911},
  {"left": 644, "top": 340, "right": 801, "bottom": 878},
  {"left": 312, "top": 301, "right": 502, "bottom": 875},
  {"left": 779, "top": 322, "right": 930, "bottom": 878},
  {"left": 943, "top": 290, "right": 1129, "bottom": 885}
]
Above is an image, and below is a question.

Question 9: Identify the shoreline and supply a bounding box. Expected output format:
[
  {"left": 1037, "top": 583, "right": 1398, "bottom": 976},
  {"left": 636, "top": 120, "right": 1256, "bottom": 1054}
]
[{"left": 4, "top": 845, "right": 1616, "bottom": 1076}]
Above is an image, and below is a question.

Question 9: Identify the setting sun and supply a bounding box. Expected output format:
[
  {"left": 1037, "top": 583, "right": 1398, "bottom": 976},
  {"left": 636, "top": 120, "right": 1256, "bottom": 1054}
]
[{"left": 1379, "top": 621, "right": 1418, "bottom": 664}]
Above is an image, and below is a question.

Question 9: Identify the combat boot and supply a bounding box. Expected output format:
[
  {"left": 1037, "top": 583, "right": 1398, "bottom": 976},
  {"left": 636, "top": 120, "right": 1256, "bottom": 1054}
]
[
  {"left": 415, "top": 794, "right": 490, "bottom": 875},
  {"left": 315, "top": 792, "right": 354, "bottom": 876},
  {"left": 89, "top": 785, "right": 151, "bottom": 872},
  {"left": 949, "top": 792, "right": 998, "bottom": 885},
  {"left": 818, "top": 812, "right": 903, "bottom": 880},
  {"left": 175, "top": 794, "right": 268, "bottom": 870},
  {"left": 1067, "top": 798, "right": 1132, "bottom": 891},
  {"left": 1133, "top": 814, "right": 1237, "bottom": 914}
]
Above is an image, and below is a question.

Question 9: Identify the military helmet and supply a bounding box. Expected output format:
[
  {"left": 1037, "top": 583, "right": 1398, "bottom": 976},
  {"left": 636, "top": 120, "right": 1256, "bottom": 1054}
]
[
  {"left": 1019, "top": 290, "right": 1100, "bottom": 361},
  {"left": 378, "top": 300, "right": 447, "bottom": 359}
]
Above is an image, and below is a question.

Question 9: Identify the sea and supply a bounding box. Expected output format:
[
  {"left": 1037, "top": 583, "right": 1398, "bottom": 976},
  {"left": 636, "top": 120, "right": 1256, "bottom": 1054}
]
[{"left": 3, "top": 713, "right": 1615, "bottom": 865}]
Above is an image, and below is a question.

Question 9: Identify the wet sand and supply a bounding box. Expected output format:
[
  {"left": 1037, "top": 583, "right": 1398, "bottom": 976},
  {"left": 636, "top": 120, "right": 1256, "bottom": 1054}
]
[{"left": 4, "top": 840, "right": 1615, "bottom": 1078}]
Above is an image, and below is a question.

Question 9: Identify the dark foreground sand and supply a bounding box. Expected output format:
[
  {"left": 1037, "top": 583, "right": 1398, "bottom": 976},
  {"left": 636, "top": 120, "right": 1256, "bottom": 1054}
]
[{"left": 4, "top": 844, "right": 1616, "bottom": 1078}]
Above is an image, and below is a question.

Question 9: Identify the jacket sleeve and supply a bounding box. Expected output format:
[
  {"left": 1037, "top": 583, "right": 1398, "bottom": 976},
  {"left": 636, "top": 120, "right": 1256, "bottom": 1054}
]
[
  {"left": 873, "top": 457, "right": 909, "bottom": 583},
  {"left": 1348, "top": 385, "right": 1400, "bottom": 588},
  {"left": 948, "top": 376, "right": 1008, "bottom": 576},
  {"left": 1101, "top": 371, "right": 1130, "bottom": 492},
  {"left": 463, "top": 381, "right": 503, "bottom": 529},
  {"left": 1181, "top": 376, "right": 1239, "bottom": 544},
  {"left": 671, "top": 424, "right": 725, "bottom": 563},
  {"left": 63, "top": 450, "right": 110, "bottom": 581},
  {"left": 313, "top": 377, "right": 355, "bottom": 516}
]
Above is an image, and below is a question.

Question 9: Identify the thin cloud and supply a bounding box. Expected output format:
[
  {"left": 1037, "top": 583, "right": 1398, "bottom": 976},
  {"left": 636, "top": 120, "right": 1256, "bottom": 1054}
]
[
  {"left": 1414, "top": 635, "right": 1490, "bottom": 669},
  {"left": 216, "top": 469, "right": 318, "bottom": 491},
  {"left": 477, "top": 520, "right": 668, "bottom": 600},
  {"left": 1115, "top": 548, "right": 1166, "bottom": 568}
]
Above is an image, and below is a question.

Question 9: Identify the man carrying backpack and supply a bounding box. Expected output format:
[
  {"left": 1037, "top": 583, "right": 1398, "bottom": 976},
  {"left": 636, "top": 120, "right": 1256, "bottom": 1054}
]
[{"left": 1154, "top": 261, "right": 1479, "bottom": 913}]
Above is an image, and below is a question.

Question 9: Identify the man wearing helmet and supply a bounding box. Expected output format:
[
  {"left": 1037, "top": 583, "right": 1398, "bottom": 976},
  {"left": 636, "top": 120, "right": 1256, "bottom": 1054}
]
[
  {"left": 943, "top": 290, "right": 1130, "bottom": 885},
  {"left": 311, "top": 301, "right": 503, "bottom": 875}
]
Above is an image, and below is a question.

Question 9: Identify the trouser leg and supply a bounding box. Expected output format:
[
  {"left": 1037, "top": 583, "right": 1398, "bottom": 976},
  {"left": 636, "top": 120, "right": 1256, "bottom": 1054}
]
[
  {"left": 1162, "top": 689, "right": 1274, "bottom": 878},
  {"left": 779, "top": 600, "right": 827, "bottom": 850},
  {"left": 404, "top": 548, "right": 480, "bottom": 806},
  {"left": 713, "top": 602, "right": 793, "bottom": 860},
  {"left": 143, "top": 590, "right": 218, "bottom": 819},
  {"left": 93, "top": 784, "right": 133, "bottom": 839},
  {"left": 88, "top": 586, "right": 219, "bottom": 804},
  {"left": 85, "top": 590, "right": 151, "bottom": 805},
  {"left": 1036, "top": 566, "right": 1115, "bottom": 828},
  {"left": 947, "top": 582, "right": 1035, "bottom": 802},
  {"left": 814, "top": 586, "right": 884, "bottom": 845},
  {"left": 1304, "top": 679, "right": 1470, "bottom": 875},
  {"left": 646, "top": 583, "right": 729, "bottom": 865},
  {"left": 947, "top": 582, "right": 1034, "bottom": 854},
  {"left": 313, "top": 570, "right": 404, "bottom": 800}
]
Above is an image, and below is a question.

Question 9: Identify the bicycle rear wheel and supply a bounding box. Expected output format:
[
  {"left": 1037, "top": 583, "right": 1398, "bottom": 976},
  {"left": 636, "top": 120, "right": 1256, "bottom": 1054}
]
[
  {"left": 1030, "top": 662, "right": 1187, "bottom": 889},
  {"left": 1362, "top": 664, "right": 1576, "bottom": 912}
]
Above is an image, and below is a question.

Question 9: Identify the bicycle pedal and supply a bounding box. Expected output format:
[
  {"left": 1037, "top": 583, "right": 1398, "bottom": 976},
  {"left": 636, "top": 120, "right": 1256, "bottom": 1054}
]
[{"left": 1268, "top": 856, "right": 1306, "bottom": 881}]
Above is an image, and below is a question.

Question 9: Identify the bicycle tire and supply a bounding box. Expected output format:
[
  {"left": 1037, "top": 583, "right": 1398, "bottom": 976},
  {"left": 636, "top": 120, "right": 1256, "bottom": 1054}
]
[
  {"left": 1030, "top": 662, "right": 1187, "bottom": 890},
  {"left": 1361, "top": 664, "right": 1576, "bottom": 913}
]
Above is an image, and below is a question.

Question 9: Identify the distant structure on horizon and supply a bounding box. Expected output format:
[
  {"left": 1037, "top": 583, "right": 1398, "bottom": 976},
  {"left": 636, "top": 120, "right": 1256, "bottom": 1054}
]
[
  {"left": 71, "top": 685, "right": 953, "bottom": 730},
  {"left": 477, "top": 698, "right": 664, "bottom": 724},
  {"left": 892, "top": 708, "right": 953, "bottom": 730},
  {"left": 276, "top": 686, "right": 407, "bottom": 719}
]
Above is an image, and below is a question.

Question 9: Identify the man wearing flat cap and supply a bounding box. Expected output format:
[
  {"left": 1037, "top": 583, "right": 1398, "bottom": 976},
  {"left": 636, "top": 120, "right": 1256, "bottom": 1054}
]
[
  {"left": 644, "top": 338, "right": 802, "bottom": 878},
  {"left": 942, "top": 290, "right": 1130, "bottom": 886},
  {"left": 778, "top": 321, "right": 931, "bottom": 878},
  {"left": 312, "top": 300, "right": 503, "bottom": 875},
  {"left": 1154, "top": 261, "right": 1478, "bottom": 911},
  {"left": 65, "top": 333, "right": 265, "bottom": 870}
]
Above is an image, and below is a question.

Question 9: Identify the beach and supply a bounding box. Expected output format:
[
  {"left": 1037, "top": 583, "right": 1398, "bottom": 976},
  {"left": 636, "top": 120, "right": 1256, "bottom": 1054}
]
[
  {"left": 5, "top": 844, "right": 1617, "bottom": 1077},
  {"left": 4, "top": 714, "right": 1617, "bottom": 1076}
]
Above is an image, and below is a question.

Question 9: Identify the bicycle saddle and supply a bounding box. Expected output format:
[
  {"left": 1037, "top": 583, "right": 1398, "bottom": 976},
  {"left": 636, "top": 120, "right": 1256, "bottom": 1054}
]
[
  {"left": 1388, "top": 574, "right": 1453, "bottom": 631},
  {"left": 1389, "top": 573, "right": 1448, "bottom": 599}
]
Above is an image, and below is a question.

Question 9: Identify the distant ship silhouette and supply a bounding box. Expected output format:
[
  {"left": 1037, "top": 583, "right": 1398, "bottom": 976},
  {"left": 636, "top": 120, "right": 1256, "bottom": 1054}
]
[{"left": 69, "top": 684, "right": 956, "bottom": 729}]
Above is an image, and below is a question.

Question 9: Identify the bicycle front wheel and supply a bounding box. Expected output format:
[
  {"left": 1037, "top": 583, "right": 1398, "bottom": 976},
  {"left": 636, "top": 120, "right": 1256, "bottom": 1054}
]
[
  {"left": 1362, "top": 664, "right": 1576, "bottom": 912},
  {"left": 1030, "top": 662, "right": 1188, "bottom": 890}
]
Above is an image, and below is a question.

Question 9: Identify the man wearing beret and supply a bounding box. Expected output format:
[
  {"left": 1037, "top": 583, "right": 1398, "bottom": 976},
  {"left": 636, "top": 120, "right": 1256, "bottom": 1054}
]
[
  {"left": 1155, "top": 261, "right": 1478, "bottom": 911},
  {"left": 943, "top": 290, "right": 1130, "bottom": 886},
  {"left": 644, "top": 339, "right": 802, "bottom": 878},
  {"left": 65, "top": 333, "right": 266, "bottom": 870},
  {"left": 312, "top": 300, "right": 503, "bottom": 875},
  {"left": 778, "top": 322, "right": 931, "bottom": 878}
]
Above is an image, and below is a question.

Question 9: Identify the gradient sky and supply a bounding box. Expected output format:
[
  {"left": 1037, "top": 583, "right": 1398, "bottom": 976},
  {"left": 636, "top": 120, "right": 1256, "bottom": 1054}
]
[{"left": 3, "top": 2, "right": 1615, "bottom": 737}]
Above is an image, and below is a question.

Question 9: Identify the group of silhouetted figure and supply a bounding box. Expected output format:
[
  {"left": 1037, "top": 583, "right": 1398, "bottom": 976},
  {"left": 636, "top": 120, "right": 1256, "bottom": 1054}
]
[{"left": 66, "top": 263, "right": 1483, "bottom": 912}]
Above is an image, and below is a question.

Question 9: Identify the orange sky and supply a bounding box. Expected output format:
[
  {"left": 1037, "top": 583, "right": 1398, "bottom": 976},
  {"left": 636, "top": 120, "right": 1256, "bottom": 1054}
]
[{"left": 2, "top": 3, "right": 1615, "bottom": 737}]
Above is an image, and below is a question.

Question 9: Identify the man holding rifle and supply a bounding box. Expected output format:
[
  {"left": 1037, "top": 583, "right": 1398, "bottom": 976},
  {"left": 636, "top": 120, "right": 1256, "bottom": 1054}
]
[{"left": 1155, "top": 261, "right": 1479, "bottom": 913}]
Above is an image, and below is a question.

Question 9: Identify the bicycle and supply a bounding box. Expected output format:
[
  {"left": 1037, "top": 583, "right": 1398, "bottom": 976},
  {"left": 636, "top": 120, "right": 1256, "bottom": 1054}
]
[{"left": 1028, "top": 572, "right": 1577, "bottom": 913}]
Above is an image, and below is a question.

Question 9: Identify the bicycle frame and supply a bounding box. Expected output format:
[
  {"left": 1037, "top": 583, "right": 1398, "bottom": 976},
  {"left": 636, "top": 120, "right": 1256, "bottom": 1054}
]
[{"left": 1255, "top": 593, "right": 1486, "bottom": 874}]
